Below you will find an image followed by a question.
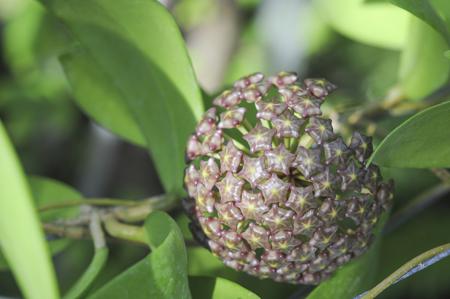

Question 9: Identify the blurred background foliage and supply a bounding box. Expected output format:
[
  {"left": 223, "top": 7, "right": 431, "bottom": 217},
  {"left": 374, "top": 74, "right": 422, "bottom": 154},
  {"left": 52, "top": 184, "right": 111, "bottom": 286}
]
[{"left": 0, "top": 0, "right": 449, "bottom": 298}]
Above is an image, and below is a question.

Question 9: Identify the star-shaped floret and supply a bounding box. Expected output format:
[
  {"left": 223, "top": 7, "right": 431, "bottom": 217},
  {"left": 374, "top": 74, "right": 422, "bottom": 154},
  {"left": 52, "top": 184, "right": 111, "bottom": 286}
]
[
  {"left": 186, "top": 135, "right": 202, "bottom": 160},
  {"left": 218, "top": 107, "right": 246, "bottom": 129},
  {"left": 271, "top": 110, "right": 305, "bottom": 138},
  {"left": 362, "top": 164, "right": 381, "bottom": 194},
  {"left": 377, "top": 180, "right": 394, "bottom": 211},
  {"left": 291, "top": 95, "right": 322, "bottom": 118},
  {"left": 338, "top": 160, "right": 363, "bottom": 191},
  {"left": 213, "top": 89, "right": 242, "bottom": 108},
  {"left": 198, "top": 216, "right": 223, "bottom": 240},
  {"left": 287, "top": 244, "right": 317, "bottom": 263},
  {"left": 221, "top": 231, "right": 247, "bottom": 251},
  {"left": 262, "top": 206, "right": 295, "bottom": 231},
  {"left": 235, "top": 191, "right": 268, "bottom": 220},
  {"left": 285, "top": 185, "right": 316, "bottom": 213},
  {"left": 242, "top": 222, "right": 270, "bottom": 249},
  {"left": 233, "top": 72, "right": 264, "bottom": 89},
  {"left": 216, "top": 172, "right": 244, "bottom": 202},
  {"left": 268, "top": 71, "right": 298, "bottom": 88},
  {"left": 305, "top": 117, "right": 335, "bottom": 145},
  {"left": 311, "top": 167, "right": 337, "bottom": 197},
  {"left": 270, "top": 230, "right": 300, "bottom": 251},
  {"left": 216, "top": 202, "right": 244, "bottom": 229},
  {"left": 243, "top": 123, "right": 275, "bottom": 153},
  {"left": 350, "top": 131, "right": 373, "bottom": 163},
  {"left": 219, "top": 141, "right": 243, "bottom": 173},
  {"left": 292, "top": 146, "right": 324, "bottom": 178},
  {"left": 195, "top": 107, "right": 217, "bottom": 136},
  {"left": 242, "top": 84, "right": 267, "bottom": 102},
  {"left": 255, "top": 100, "right": 287, "bottom": 120},
  {"left": 293, "top": 209, "right": 322, "bottom": 237},
  {"left": 184, "top": 164, "right": 200, "bottom": 198},
  {"left": 201, "top": 130, "right": 223, "bottom": 154},
  {"left": 258, "top": 173, "right": 290, "bottom": 205},
  {"left": 308, "top": 252, "right": 330, "bottom": 272},
  {"left": 199, "top": 158, "right": 220, "bottom": 190},
  {"left": 345, "top": 197, "right": 369, "bottom": 225},
  {"left": 261, "top": 249, "right": 285, "bottom": 268},
  {"left": 327, "top": 237, "right": 349, "bottom": 259},
  {"left": 238, "top": 155, "right": 270, "bottom": 187},
  {"left": 309, "top": 226, "right": 338, "bottom": 250},
  {"left": 323, "top": 137, "right": 350, "bottom": 165},
  {"left": 195, "top": 183, "right": 216, "bottom": 214},
  {"left": 317, "top": 198, "right": 342, "bottom": 222},
  {"left": 279, "top": 84, "right": 306, "bottom": 101},
  {"left": 265, "top": 144, "right": 295, "bottom": 175},
  {"left": 304, "top": 78, "right": 336, "bottom": 100}
]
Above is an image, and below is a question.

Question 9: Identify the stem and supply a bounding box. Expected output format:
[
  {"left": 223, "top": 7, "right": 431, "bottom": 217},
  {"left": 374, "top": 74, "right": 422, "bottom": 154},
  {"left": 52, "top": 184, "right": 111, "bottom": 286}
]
[
  {"left": 103, "top": 216, "right": 147, "bottom": 244},
  {"left": 358, "top": 243, "right": 450, "bottom": 299},
  {"left": 39, "top": 198, "right": 140, "bottom": 212},
  {"left": 63, "top": 213, "right": 108, "bottom": 299},
  {"left": 43, "top": 223, "right": 89, "bottom": 239},
  {"left": 113, "top": 194, "right": 177, "bottom": 222}
]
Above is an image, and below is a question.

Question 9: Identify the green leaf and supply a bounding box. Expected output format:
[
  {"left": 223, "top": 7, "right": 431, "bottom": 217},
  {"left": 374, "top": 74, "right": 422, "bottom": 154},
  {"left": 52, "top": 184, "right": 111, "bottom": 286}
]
[
  {"left": 41, "top": 0, "right": 204, "bottom": 195},
  {"left": 306, "top": 214, "right": 388, "bottom": 299},
  {"left": 60, "top": 50, "right": 146, "bottom": 146},
  {"left": 369, "top": 101, "right": 450, "bottom": 168},
  {"left": 189, "top": 276, "right": 260, "bottom": 299},
  {"left": 398, "top": 17, "right": 449, "bottom": 100},
  {"left": 314, "top": 0, "right": 409, "bottom": 49},
  {"left": 88, "top": 211, "right": 191, "bottom": 299},
  {"left": 29, "top": 176, "right": 81, "bottom": 222},
  {"left": 0, "top": 121, "right": 59, "bottom": 299},
  {"left": 369, "top": 0, "right": 450, "bottom": 44}
]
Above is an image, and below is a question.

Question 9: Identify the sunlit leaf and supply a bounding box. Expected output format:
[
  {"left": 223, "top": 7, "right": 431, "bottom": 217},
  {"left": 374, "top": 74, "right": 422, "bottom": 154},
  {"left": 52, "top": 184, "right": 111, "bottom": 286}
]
[
  {"left": 40, "top": 0, "right": 204, "bottom": 195},
  {"left": 314, "top": 0, "right": 409, "bottom": 49},
  {"left": 370, "top": 101, "right": 450, "bottom": 168},
  {"left": 366, "top": 0, "right": 450, "bottom": 44},
  {"left": 398, "top": 17, "right": 449, "bottom": 100},
  {"left": 0, "top": 122, "right": 59, "bottom": 299}
]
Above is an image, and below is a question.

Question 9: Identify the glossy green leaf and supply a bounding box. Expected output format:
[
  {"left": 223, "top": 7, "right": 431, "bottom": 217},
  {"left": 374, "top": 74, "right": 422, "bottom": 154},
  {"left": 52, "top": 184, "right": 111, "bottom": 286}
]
[
  {"left": 189, "top": 276, "right": 260, "bottom": 299},
  {"left": 314, "top": 0, "right": 409, "bottom": 49},
  {"left": 366, "top": 0, "right": 450, "bottom": 44},
  {"left": 398, "top": 17, "right": 449, "bottom": 100},
  {"left": 306, "top": 214, "right": 388, "bottom": 299},
  {"left": 61, "top": 50, "right": 146, "bottom": 146},
  {"left": 370, "top": 101, "right": 450, "bottom": 168},
  {"left": 0, "top": 121, "right": 59, "bottom": 299},
  {"left": 88, "top": 211, "right": 190, "bottom": 299},
  {"left": 41, "top": 0, "right": 204, "bottom": 195}
]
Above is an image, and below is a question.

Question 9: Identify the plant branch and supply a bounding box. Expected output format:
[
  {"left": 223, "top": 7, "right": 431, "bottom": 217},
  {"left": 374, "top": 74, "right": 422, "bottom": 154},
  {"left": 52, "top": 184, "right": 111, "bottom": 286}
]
[
  {"left": 39, "top": 198, "right": 141, "bottom": 212},
  {"left": 355, "top": 243, "right": 450, "bottom": 299},
  {"left": 102, "top": 215, "right": 147, "bottom": 244}
]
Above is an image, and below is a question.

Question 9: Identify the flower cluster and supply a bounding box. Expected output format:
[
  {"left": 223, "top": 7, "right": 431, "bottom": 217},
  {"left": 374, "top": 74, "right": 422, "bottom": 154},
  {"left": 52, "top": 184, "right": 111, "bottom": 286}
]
[{"left": 183, "top": 72, "right": 393, "bottom": 284}]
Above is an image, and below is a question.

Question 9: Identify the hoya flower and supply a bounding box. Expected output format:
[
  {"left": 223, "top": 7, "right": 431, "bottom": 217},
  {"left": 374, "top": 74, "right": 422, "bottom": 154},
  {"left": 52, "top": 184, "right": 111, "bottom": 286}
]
[{"left": 183, "top": 72, "right": 394, "bottom": 285}]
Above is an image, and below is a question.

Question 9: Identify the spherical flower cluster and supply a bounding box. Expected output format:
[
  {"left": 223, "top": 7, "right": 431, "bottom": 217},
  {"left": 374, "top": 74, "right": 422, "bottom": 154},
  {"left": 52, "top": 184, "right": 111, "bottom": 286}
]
[{"left": 183, "top": 72, "right": 393, "bottom": 284}]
